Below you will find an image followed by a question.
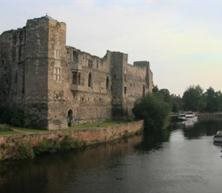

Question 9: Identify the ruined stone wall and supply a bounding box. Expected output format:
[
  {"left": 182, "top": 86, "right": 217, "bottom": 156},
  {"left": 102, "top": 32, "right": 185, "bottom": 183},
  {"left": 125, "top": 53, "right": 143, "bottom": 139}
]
[
  {"left": 0, "top": 16, "right": 154, "bottom": 129},
  {"left": 64, "top": 47, "right": 112, "bottom": 125},
  {"left": 123, "top": 64, "right": 146, "bottom": 115},
  {"left": 0, "top": 16, "right": 53, "bottom": 128},
  {"left": 0, "top": 28, "right": 26, "bottom": 107},
  {"left": 133, "top": 61, "right": 154, "bottom": 93}
]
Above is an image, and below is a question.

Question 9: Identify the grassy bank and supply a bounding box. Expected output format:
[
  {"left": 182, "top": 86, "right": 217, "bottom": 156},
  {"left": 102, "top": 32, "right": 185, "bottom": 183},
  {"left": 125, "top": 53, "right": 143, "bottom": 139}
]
[
  {"left": 0, "top": 120, "right": 129, "bottom": 136},
  {"left": 73, "top": 120, "right": 130, "bottom": 130},
  {"left": 0, "top": 120, "right": 142, "bottom": 161}
]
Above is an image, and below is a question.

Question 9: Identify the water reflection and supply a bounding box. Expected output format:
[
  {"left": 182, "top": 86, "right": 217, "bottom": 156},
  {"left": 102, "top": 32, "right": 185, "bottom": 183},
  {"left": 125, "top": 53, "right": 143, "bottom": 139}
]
[
  {"left": 182, "top": 121, "right": 222, "bottom": 139},
  {"left": 0, "top": 136, "right": 142, "bottom": 193},
  {"left": 1, "top": 121, "right": 222, "bottom": 193},
  {"left": 136, "top": 129, "right": 171, "bottom": 152}
]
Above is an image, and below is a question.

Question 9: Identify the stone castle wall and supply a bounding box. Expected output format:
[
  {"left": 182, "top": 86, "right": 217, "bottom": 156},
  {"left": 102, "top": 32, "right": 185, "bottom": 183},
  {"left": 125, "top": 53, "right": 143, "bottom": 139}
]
[{"left": 0, "top": 16, "right": 154, "bottom": 129}]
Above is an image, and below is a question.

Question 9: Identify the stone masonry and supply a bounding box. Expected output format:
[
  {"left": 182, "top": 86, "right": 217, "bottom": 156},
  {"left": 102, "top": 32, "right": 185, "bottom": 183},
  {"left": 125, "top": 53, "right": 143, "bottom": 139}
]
[{"left": 0, "top": 16, "right": 154, "bottom": 129}]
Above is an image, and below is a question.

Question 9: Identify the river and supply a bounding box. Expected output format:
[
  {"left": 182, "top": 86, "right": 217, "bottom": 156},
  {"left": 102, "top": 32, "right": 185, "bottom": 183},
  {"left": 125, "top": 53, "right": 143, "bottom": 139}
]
[{"left": 0, "top": 121, "right": 222, "bottom": 193}]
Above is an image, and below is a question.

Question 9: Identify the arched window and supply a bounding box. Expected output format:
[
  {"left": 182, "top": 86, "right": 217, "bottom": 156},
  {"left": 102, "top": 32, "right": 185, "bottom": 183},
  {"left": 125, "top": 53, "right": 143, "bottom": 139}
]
[
  {"left": 53, "top": 66, "right": 61, "bottom": 82},
  {"left": 106, "top": 76, "right": 109, "bottom": 90},
  {"left": 78, "top": 72, "right": 81, "bottom": 85},
  {"left": 88, "top": 60, "right": 93, "bottom": 68},
  {"left": 67, "top": 109, "right": 73, "bottom": 127},
  {"left": 88, "top": 72, "right": 92, "bottom": 87},
  {"left": 124, "top": 87, "right": 127, "bottom": 94},
  {"left": 72, "top": 71, "right": 77, "bottom": 84},
  {"left": 73, "top": 51, "right": 78, "bottom": 63}
]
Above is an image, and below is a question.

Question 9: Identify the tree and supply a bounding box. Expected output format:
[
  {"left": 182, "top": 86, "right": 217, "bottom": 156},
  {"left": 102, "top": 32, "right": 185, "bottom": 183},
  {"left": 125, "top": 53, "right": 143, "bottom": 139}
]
[
  {"left": 216, "top": 91, "right": 222, "bottom": 111},
  {"left": 133, "top": 94, "right": 170, "bottom": 130},
  {"left": 171, "top": 94, "right": 183, "bottom": 112},
  {"left": 182, "top": 85, "right": 205, "bottom": 111},
  {"left": 204, "top": 87, "right": 218, "bottom": 112}
]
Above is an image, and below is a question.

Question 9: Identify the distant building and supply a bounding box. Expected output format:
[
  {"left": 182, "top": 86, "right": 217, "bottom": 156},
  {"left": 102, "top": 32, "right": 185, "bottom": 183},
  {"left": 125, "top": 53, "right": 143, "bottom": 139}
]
[{"left": 0, "top": 16, "right": 154, "bottom": 129}]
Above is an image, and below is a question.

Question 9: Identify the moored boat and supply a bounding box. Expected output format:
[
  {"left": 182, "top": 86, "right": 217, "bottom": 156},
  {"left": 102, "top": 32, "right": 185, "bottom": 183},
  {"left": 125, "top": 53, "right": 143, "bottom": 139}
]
[
  {"left": 177, "top": 112, "right": 198, "bottom": 122},
  {"left": 213, "top": 131, "right": 222, "bottom": 143}
]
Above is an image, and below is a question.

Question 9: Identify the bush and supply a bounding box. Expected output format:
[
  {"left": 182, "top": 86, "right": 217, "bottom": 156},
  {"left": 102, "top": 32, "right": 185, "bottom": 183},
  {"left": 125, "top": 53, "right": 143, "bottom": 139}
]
[
  {"left": 60, "top": 136, "right": 84, "bottom": 151},
  {"left": 14, "top": 143, "right": 34, "bottom": 160},
  {"left": 33, "top": 139, "right": 60, "bottom": 155},
  {"left": 33, "top": 136, "right": 84, "bottom": 156},
  {"left": 133, "top": 94, "right": 170, "bottom": 131}
]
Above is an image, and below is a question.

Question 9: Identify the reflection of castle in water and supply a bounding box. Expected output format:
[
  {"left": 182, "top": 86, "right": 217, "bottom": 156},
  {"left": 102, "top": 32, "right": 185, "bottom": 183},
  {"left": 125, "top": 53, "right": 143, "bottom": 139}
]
[{"left": 0, "top": 136, "right": 142, "bottom": 193}]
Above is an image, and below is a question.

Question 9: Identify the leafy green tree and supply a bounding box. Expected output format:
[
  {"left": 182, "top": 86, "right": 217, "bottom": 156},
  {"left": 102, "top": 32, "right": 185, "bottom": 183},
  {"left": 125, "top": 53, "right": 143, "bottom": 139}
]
[
  {"left": 158, "top": 89, "right": 172, "bottom": 104},
  {"left": 153, "top": 88, "right": 183, "bottom": 112},
  {"left": 171, "top": 94, "right": 183, "bottom": 112},
  {"left": 216, "top": 91, "right": 222, "bottom": 111},
  {"left": 133, "top": 94, "right": 170, "bottom": 130},
  {"left": 204, "top": 87, "right": 218, "bottom": 112},
  {"left": 182, "top": 85, "right": 206, "bottom": 111}
]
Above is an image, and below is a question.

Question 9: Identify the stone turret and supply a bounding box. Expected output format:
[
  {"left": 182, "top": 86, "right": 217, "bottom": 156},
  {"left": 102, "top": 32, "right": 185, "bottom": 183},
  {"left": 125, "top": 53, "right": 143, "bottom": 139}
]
[
  {"left": 23, "top": 16, "right": 50, "bottom": 127},
  {"left": 107, "top": 51, "right": 128, "bottom": 117}
]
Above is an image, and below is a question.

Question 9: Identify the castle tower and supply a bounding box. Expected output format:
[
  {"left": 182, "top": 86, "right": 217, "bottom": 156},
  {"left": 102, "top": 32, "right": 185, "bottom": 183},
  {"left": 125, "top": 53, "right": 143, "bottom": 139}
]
[
  {"left": 23, "top": 16, "right": 50, "bottom": 127},
  {"left": 46, "top": 17, "right": 67, "bottom": 129},
  {"left": 24, "top": 16, "right": 66, "bottom": 129},
  {"left": 109, "top": 51, "right": 128, "bottom": 117}
]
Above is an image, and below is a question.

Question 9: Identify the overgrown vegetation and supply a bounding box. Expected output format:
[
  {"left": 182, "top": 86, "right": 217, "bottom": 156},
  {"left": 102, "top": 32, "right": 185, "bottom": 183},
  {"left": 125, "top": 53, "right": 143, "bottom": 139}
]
[
  {"left": 0, "top": 124, "right": 12, "bottom": 131},
  {"left": 182, "top": 86, "right": 222, "bottom": 112},
  {"left": 33, "top": 136, "right": 84, "bottom": 156},
  {"left": 152, "top": 86, "right": 183, "bottom": 113},
  {"left": 73, "top": 119, "right": 129, "bottom": 130},
  {"left": 0, "top": 136, "right": 85, "bottom": 160},
  {"left": 133, "top": 93, "right": 171, "bottom": 131},
  {"left": 15, "top": 142, "right": 35, "bottom": 160},
  {"left": 151, "top": 85, "right": 222, "bottom": 113},
  {"left": 0, "top": 124, "right": 15, "bottom": 136}
]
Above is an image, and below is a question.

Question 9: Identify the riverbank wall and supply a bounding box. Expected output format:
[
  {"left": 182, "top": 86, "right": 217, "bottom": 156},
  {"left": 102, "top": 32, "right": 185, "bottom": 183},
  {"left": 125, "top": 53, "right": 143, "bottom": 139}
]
[
  {"left": 198, "top": 113, "right": 222, "bottom": 121},
  {"left": 0, "top": 121, "right": 143, "bottom": 161}
]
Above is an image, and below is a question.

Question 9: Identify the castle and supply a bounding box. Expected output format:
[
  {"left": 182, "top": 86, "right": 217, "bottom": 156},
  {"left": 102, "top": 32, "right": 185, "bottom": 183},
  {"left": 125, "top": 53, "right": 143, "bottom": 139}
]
[{"left": 0, "top": 16, "right": 153, "bottom": 130}]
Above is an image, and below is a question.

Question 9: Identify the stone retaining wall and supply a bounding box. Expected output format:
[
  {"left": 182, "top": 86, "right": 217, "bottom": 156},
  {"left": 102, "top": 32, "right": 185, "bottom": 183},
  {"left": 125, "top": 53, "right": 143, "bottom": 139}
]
[
  {"left": 0, "top": 120, "right": 143, "bottom": 160},
  {"left": 198, "top": 113, "right": 222, "bottom": 121}
]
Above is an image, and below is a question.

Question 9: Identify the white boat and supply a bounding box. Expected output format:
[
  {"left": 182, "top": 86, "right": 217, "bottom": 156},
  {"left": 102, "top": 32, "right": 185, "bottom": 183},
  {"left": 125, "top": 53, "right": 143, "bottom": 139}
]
[
  {"left": 213, "top": 131, "right": 222, "bottom": 143},
  {"left": 178, "top": 113, "right": 186, "bottom": 121},
  {"left": 178, "top": 112, "right": 198, "bottom": 122},
  {"left": 185, "top": 112, "right": 198, "bottom": 122}
]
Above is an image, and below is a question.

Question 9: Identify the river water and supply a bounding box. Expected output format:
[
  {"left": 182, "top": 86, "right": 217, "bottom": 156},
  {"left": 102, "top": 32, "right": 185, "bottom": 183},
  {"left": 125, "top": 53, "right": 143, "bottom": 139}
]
[{"left": 1, "top": 121, "right": 222, "bottom": 193}]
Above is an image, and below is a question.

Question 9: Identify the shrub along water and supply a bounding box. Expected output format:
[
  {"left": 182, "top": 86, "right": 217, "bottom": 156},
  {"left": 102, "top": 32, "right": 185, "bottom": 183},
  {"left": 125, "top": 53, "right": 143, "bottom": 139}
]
[
  {"left": 0, "top": 136, "right": 85, "bottom": 160},
  {"left": 33, "top": 136, "right": 85, "bottom": 156},
  {"left": 133, "top": 94, "right": 171, "bottom": 132}
]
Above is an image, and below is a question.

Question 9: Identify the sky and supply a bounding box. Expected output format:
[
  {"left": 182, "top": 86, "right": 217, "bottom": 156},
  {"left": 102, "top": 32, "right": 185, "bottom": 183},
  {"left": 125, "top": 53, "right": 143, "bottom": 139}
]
[{"left": 1, "top": 0, "right": 222, "bottom": 95}]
